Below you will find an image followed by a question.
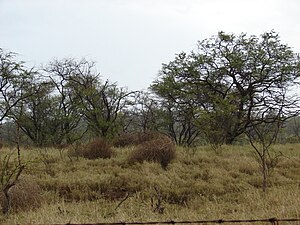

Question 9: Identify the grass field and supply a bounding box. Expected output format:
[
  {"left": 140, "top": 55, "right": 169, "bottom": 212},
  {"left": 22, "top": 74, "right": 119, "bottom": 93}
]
[{"left": 0, "top": 144, "right": 300, "bottom": 224}]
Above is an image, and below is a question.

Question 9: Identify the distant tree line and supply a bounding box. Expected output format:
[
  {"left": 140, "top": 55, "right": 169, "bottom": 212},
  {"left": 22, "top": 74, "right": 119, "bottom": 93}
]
[{"left": 1, "top": 31, "right": 300, "bottom": 147}]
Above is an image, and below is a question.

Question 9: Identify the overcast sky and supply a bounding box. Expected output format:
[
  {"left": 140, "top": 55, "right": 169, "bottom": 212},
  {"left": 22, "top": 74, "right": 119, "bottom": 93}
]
[{"left": 1, "top": 0, "right": 300, "bottom": 90}]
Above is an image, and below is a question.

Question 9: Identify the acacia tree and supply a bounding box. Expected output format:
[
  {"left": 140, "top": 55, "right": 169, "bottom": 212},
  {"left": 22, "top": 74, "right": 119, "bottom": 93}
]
[
  {"left": 151, "top": 53, "right": 202, "bottom": 146},
  {"left": 247, "top": 114, "right": 284, "bottom": 192},
  {"left": 133, "top": 91, "right": 159, "bottom": 132},
  {"left": 121, "top": 90, "right": 200, "bottom": 146},
  {"left": 48, "top": 58, "right": 134, "bottom": 139},
  {"left": 45, "top": 59, "right": 89, "bottom": 144},
  {"left": 123, "top": 91, "right": 162, "bottom": 133},
  {"left": 9, "top": 58, "right": 83, "bottom": 147},
  {"left": 13, "top": 80, "right": 62, "bottom": 147},
  {"left": 285, "top": 116, "right": 300, "bottom": 142},
  {"left": 0, "top": 48, "right": 35, "bottom": 214},
  {"left": 82, "top": 79, "right": 133, "bottom": 138},
  {"left": 0, "top": 49, "right": 34, "bottom": 122},
  {"left": 152, "top": 31, "right": 300, "bottom": 146},
  {"left": 246, "top": 86, "right": 299, "bottom": 191},
  {"left": 161, "top": 100, "right": 200, "bottom": 146}
]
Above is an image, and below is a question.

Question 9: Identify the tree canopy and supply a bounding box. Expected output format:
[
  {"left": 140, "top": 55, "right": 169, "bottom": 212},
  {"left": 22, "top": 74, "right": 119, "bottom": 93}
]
[
  {"left": 152, "top": 31, "right": 300, "bottom": 145},
  {"left": 1, "top": 31, "right": 300, "bottom": 147}
]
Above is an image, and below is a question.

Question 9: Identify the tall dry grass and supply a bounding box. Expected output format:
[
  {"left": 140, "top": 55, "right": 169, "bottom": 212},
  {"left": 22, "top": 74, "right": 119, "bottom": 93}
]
[{"left": 0, "top": 143, "right": 299, "bottom": 224}]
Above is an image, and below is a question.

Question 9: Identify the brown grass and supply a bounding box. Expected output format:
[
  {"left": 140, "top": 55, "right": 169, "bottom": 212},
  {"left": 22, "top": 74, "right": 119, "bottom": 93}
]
[
  {"left": 0, "top": 144, "right": 300, "bottom": 224},
  {"left": 69, "top": 138, "right": 113, "bottom": 160},
  {"left": 113, "top": 131, "right": 162, "bottom": 147}
]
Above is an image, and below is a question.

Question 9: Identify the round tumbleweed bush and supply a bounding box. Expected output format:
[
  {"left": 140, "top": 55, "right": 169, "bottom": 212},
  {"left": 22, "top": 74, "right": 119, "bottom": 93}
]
[
  {"left": 128, "top": 135, "right": 176, "bottom": 169},
  {"left": 81, "top": 138, "right": 113, "bottom": 159},
  {"left": 0, "top": 175, "right": 42, "bottom": 213},
  {"left": 113, "top": 131, "right": 161, "bottom": 147}
]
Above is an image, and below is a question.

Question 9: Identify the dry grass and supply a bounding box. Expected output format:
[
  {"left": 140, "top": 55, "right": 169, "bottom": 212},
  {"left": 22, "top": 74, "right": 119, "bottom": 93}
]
[
  {"left": 113, "top": 131, "right": 162, "bottom": 147},
  {"left": 0, "top": 143, "right": 299, "bottom": 224}
]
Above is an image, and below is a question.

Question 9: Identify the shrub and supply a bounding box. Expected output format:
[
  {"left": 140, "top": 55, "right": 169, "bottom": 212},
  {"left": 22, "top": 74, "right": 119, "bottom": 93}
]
[
  {"left": 136, "top": 131, "right": 162, "bottom": 144},
  {"left": 128, "top": 135, "right": 176, "bottom": 169},
  {"left": 113, "top": 131, "right": 162, "bottom": 147},
  {"left": 55, "top": 143, "right": 70, "bottom": 149},
  {"left": 0, "top": 175, "right": 42, "bottom": 213},
  {"left": 113, "top": 132, "right": 138, "bottom": 147},
  {"left": 69, "top": 138, "right": 113, "bottom": 160}
]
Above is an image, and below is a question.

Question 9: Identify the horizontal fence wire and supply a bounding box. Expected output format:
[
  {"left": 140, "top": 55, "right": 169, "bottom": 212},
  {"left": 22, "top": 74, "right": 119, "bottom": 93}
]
[{"left": 43, "top": 218, "right": 300, "bottom": 225}]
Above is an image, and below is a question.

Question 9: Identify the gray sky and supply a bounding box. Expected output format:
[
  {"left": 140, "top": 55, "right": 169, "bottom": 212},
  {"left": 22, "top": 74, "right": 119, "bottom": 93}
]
[{"left": 1, "top": 0, "right": 300, "bottom": 90}]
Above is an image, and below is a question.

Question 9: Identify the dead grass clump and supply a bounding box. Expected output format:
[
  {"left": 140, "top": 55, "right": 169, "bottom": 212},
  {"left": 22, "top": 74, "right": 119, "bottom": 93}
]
[
  {"left": 56, "top": 184, "right": 100, "bottom": 202},
  {"left": 113, "top": 131, "right": 162, "bottom": 147},
  {"left": 69, "top": 138, "right": 112, "bottom": 160},
  {"left": 0, "top": 175, "right": 42, "bottom": 213},
  {"left": 128, "top": 136, "right": 176, "bottom": 169},
  {"left": 113, "top": 132, "right": 138, "bottom": 147},
  {"left": 136, "top": 131, "right": 162, "bottom": 144},
  {"left": 166, "top": 188, "right": 190, "bottom": 205},
  {"left": 98, "top": 171, "right": 149, "bottom": 200},
  {"left": 239, "top": 164, "right": 257, "bottom": 175}
]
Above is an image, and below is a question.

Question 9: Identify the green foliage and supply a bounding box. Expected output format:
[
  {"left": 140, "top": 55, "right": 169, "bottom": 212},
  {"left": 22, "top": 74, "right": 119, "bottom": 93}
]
[
  {"left": 125, "top": 91, "right": 162, "bottom": 133},
  {"left": 151, "top": 53, "right": 201, "bottom": 146},
  {"left": 2, "top": 31, "right": 300, "bottom": 147},
  {"left": 152, "top": 31, "right": 300, "bottom": 146},
  {"left": 48, "top": 59, "right": 134, "bottom": 139},
  {"left": 15, "top": 81, "right": 59, "bottom": 146},
  {"left": 0, "top": 48, "right": 35, "bottom": 122},
  {"left": 196, "top": 97, "right": 239, "bottom": 148}
]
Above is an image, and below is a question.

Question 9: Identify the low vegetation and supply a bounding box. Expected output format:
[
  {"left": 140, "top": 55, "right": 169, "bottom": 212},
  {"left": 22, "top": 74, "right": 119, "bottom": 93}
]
[
  {"left": 0, "top": 175, "right": 42, "bottom": 213},
  {"left": 68, "top": 138, "right": 113, "bottom": 160},
  {"left": 128, "top": 135, "right": 176, "bottom": 169},
  {"left": 113, "top": 131, "right": 162, "bottom": 147},
  {"left": 0, "top": 143, "right": 299, "bottom": 224}
]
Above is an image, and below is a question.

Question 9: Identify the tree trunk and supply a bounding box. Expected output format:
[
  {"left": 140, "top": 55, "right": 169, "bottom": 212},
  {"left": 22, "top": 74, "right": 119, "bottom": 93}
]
[
  {"left": 262, "top": 155, "right": 268, "bottom": 192},
  {"left": 224, "top": 135, "right": 235, "bottom": 145},
  {"left": 2, "top": 189, "right": 11, "bottom": 215}
]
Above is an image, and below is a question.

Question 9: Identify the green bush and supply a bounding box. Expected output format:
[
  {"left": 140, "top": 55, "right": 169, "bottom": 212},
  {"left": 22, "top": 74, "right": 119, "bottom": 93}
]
[{"left": 128, "top": 135, "right": 176, "bottom": 169}]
